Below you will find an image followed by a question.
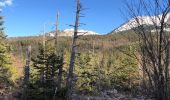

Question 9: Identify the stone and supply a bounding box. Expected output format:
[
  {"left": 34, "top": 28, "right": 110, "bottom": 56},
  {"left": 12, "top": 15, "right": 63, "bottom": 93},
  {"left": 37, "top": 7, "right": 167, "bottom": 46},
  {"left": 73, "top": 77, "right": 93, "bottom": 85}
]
[{"left": 113, "top": 89, "right": 118, "bottom": 94}]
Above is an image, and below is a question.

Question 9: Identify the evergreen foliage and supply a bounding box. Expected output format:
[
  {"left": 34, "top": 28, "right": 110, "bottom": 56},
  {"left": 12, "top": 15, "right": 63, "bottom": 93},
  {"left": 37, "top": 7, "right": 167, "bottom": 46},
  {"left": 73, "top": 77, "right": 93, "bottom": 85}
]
[
  {"left": 8, "top": 32, "right": 141, "bottom": 99},
  {"left": 0, "top": 15, "right": 14, "bottom": 95},
  {"left": 27, "top": 43, "right": 64, "bottom": 100}
]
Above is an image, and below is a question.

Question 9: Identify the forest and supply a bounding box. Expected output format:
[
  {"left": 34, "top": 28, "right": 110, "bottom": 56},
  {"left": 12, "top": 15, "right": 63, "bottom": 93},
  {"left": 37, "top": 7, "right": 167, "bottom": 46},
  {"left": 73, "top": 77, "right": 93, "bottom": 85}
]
[
  {"left": 0, "top": 0, "right": 170, "bottom": 100},
  {"left": 4, "top": 31, "right": 141, "bottom": 100}
]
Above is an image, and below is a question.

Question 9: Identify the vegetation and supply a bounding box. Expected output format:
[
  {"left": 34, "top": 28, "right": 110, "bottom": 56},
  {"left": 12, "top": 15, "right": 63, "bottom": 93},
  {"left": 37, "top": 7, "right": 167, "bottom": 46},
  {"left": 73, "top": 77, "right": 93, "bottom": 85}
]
[
  {"left": 0, "top": 15, "right": 18, "bottom": 96},
  {"left": 0, "top": 0, "right": 169, "bottom": 100},
  {"left": 125, "top": 0, "right": 170, "bottom": 99},
  {"left": 6, "top": 31, "right": 141, "bottom": 99}
]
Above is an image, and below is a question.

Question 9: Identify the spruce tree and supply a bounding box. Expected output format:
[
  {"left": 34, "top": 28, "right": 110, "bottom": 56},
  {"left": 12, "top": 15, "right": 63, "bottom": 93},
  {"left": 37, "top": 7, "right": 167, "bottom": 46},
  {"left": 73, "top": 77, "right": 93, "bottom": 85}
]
[
  {"left": 0, "top": 15, "right": 11, "bottom": 94},
  {"left": 32, "top": 43, "right": 61, "bottom": 82},
  {"left": 28, "top": 43, "right": 63, "bottom": 100},
  {"left": 0, "top": 16, "right": 7, "bottom": 65}
]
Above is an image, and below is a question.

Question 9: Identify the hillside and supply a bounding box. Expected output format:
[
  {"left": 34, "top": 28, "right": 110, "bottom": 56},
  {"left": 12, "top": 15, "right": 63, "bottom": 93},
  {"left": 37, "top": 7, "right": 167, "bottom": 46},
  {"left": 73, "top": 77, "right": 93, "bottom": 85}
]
[
  {"left": 8, "top": 33, "right": 136, "bottom": 56},
  {"left": 113, "top": 13, "right": 170, "bottom": 33},
  {"left": 5, "top": 31, "right": 145, "bottom": 100},
  {"left": 7, "top": 33, "right": 137, "bottom": 78}
]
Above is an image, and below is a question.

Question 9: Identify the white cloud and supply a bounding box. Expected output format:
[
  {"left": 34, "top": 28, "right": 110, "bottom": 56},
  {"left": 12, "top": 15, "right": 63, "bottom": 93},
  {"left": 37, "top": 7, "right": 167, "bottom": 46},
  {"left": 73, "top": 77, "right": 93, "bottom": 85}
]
[
  {"left": 0, "top": 2, "right": 6, "bottom": 7},
  {"left": 5, "top": 0, "right": 13, "bottom": 6},
  {"left": 0, "top": 0, "right": 13, "bottom": 11}
]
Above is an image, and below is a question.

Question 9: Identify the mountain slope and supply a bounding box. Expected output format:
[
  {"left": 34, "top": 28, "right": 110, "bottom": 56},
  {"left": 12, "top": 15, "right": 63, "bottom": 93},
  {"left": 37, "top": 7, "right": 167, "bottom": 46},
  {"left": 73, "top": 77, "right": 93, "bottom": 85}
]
[
  {"left": 113, "top": 13, "right": 170, "bottom": 33},
  {"left": 47, "top": 29, "right": 99, "bottom": 37}
]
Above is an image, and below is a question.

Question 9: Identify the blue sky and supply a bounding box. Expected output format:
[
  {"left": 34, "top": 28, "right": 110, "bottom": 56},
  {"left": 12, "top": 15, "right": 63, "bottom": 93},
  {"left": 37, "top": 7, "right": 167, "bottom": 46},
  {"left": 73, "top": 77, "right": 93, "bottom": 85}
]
[{"left": 1, "top": 0, "right": 126, "bottom": 37}]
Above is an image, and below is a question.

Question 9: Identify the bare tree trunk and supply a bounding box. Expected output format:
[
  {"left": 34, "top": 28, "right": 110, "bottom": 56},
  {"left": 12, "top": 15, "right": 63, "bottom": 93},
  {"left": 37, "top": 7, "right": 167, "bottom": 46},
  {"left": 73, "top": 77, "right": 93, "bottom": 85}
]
[
  {"left": 66, "top": 0, "right": 81, "bottom": 99},
  {"left": 55, "top": 12, "right": 59, "bottom": 52},
  {"left": 23, "top": 45, "right": 31, "bottom": 100},
  {"left": 24, "top": 46, "right": 31, "bottom": 83},
  {"left": 52, "top": 12, "right": 59, "bottom": 81},
  {"left": 57, "top": 50, "right": 64, "bottom": 90}
]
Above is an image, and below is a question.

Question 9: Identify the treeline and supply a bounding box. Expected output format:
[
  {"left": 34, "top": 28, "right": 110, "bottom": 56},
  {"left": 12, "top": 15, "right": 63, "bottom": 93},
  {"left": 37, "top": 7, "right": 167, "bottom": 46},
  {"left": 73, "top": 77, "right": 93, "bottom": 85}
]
[{"left": 8, "top": 33, "right": 137, "bottom": 58}]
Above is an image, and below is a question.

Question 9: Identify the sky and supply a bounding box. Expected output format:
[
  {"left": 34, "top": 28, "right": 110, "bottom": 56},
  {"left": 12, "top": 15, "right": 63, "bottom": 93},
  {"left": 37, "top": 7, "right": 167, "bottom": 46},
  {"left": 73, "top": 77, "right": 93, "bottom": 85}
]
[{"left": 1, "top": 0, "right": 126, "bottom": 37}]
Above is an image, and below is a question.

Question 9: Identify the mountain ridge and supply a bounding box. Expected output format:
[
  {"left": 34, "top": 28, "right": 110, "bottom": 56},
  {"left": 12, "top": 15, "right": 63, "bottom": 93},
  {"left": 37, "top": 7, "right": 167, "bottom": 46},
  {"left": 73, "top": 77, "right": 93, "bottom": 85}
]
[
  {"left": 112, "top": 13, "right": 170, "bottom": 33},
  {"left": 47, "top": 28, "right": 100, "bottom": 37}
]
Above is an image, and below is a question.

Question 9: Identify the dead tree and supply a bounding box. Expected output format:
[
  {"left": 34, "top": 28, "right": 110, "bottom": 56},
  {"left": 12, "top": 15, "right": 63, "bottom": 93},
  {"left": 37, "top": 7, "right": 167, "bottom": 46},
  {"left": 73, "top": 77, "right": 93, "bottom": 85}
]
[
  {"left": 55, "top": 12, "right": 59, "bottom": 53},
  {"left": 57, "top": 50, "right": 64, "bottom": 90},
  {"left": 23, "top": 45, "right": 31, "bottom": 100},
  {"left": 125, "top": 0, "right": 170, "bottom": 99},
  {"left": 53, "top": 11, "right": 65, "bottom": 90},
  {"left": 52, "top": 12, "right": 65, "bottom": 100},
  {"left": 51, "top": 12, "right": 60, "bottom": 81},
  {"left": 66, "top": 0, "right": 82, "bottom": 99},
  {"left": 24, "top": 46, "right": 31, "bottom": 83}
]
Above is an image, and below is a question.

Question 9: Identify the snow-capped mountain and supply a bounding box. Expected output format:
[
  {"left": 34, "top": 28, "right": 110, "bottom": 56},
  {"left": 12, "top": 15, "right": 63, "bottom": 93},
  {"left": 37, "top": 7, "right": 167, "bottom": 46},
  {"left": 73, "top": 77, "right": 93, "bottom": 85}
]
[
  {"left": 113, "top": 13, "right": 170, "bottom": 33},
  {"left": 47, "top": 29, "right": 99, "bottom": 37}
]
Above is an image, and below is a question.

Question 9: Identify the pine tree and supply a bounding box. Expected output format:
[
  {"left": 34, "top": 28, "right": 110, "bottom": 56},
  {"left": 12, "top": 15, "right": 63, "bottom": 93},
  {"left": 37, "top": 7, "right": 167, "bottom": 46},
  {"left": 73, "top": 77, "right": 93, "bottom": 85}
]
[
  {"left": 31, "top": 43, "right": 61, "bottom": 82},
  {"left": 0, "top": 15, "right": 12, "bottom": 94},
  {"left": 0, "top": 16, "right": 7, "bottom": 66},
  {"left": 29, "top": 43, "right": 63, "bottom": 100},
  {"left": 75, "top": 52, "right": 96, "bottom": 92}
]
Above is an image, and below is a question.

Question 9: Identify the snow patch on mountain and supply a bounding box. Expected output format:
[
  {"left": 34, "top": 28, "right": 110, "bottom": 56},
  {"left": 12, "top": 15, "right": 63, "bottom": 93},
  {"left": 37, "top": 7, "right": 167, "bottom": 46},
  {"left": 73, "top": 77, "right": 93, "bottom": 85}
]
[
  {"left": 114, "top": 13, "right": 170, "bottom": 33},
  {"left": 48, "top": 29, "right": 99, "bottom": 37}
]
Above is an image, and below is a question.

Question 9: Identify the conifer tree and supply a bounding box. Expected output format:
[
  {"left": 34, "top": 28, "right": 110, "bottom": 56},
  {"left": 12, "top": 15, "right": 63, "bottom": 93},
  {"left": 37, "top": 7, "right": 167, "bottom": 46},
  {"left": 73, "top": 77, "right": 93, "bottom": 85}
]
[
  {"left": 32, "top": 43, "right": 61, "bottom": 82},
  {"left": 0, "top": 16, "right": 7, "bottom": 66},
  {"left": 0, "top": 14, "right": 11, "bottom": 94}
]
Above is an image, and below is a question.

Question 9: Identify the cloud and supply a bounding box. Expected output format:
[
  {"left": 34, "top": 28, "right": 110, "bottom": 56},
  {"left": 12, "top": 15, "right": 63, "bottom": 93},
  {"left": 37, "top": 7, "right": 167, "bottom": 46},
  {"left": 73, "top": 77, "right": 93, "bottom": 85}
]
[
  {"left": 5, "top": 0, "right": 13, "bottom": 6},
  {"left": 0, "top": 0, "right": 13, "bottom": 11}
]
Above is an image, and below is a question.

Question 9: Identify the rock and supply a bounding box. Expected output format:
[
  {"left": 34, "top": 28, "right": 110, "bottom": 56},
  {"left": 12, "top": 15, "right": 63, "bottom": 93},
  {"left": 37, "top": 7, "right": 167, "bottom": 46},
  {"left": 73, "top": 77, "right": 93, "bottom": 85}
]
[
  {"left": 106, "top": 89, "right": 118, "bottom": 94},
  {"left": 113, "top": 89, "right": 118, "bottom": 94}
]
